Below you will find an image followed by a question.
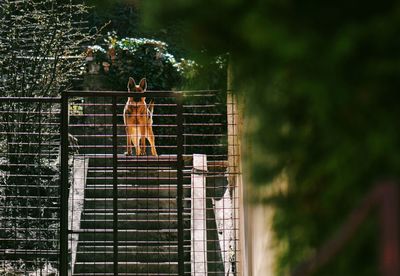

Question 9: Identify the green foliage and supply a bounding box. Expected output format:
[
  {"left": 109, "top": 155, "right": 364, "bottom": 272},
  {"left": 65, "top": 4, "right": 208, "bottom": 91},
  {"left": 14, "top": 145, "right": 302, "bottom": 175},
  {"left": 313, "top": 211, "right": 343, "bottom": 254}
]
[
  {"left": 87, "top": 1, "right": 187, "bottom": 58},
  {"left": 140, "top": 0, "right": 400, "bottom": 274},
  {"left": 86, "top": 35, "right": 227, "bottom": 90},
  {"left": 113, "top": 37, "right": 181, "bottom": 89}
]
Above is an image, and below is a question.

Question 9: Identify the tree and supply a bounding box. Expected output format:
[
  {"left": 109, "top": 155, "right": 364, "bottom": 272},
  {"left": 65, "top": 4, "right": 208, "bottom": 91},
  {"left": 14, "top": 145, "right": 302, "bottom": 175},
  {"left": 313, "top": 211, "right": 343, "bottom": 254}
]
[{"left": 139, "top": 1, "right": 400, "bottom": 275}]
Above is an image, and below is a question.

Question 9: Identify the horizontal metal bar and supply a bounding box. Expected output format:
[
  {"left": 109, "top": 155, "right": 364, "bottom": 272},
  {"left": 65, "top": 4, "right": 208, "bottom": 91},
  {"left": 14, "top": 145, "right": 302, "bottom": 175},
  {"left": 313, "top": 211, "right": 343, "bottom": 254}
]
[
  {"left": 2, "top": 206, "right": 59, "bottom": 210},
  {"left": 68, "top": 124, "right": 178, "bottom": 128},
  {"left": 4, "top": 142, "right": 59, "bottom": 146},
  {"left": 0, "top": 110, "right": 59, "bottom": 114},
  {"left": 0, "top": 97, "right": 61, "bottom": 103},
  {"left": 70, "top": 113, "right": 177, "bottom": 117},
  {"left": 0, "top": 227, "right": 60, "bottom": 231},
  {"left": 67, "top": 89, "right": 221, "bottom": 95},
  {"left": 0, "top": 238, "right": 59, "bottom": 242},
  {"left": 2, "top": 217, "right": 59, "bottom": 221},
  {"left": 66, "top": 90, "right": 181, "bottom": 98},
  {"left": 0, "top": 132, "right": 58, "bottom": 135},
  {"left": 70, "top": 103, "right": 177, "bottom": 107},
  {"left": 65, "top": 145, "right": 178, "bottom": 149},
  {"left": 0, "top": 185, "right": 59, "bottom": 188}
]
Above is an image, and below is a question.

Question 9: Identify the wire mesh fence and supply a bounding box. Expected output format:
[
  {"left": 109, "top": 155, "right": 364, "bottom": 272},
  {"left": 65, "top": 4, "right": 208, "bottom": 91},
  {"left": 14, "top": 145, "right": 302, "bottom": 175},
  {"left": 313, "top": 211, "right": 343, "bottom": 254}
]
[
  {"left": 0, "top": 97, "right": 62, "bottom": 275},
  {"left": 0, "top": 89, "right": 242, "bottom": 276}
]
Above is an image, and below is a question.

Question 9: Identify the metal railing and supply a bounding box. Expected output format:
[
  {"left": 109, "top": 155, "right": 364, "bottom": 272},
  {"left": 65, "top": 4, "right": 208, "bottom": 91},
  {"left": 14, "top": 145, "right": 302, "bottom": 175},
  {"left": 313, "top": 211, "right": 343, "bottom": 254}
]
[
  {"left": 1, "top": 89, "right": 242, "bottom": 276},
  {"left": 0, "top": 96, "right": 62, "bottom": 275}
]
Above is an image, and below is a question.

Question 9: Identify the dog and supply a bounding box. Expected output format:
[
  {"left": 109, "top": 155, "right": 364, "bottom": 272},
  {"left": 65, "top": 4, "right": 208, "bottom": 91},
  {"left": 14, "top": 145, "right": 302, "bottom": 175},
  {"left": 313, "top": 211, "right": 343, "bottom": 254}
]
[{"left": 123, "top": 77, "right": 157, "bottom": 156}]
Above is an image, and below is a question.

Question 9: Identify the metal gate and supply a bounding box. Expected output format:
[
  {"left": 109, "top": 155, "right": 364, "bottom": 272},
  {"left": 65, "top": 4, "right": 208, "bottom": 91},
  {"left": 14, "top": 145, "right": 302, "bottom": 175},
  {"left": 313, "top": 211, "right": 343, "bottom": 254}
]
[
  {"left": 61, "top": 90, "right": 186, "bottom": 275},
  {"left": 1, "top": 89, "right": 242, "bottom": 276}
]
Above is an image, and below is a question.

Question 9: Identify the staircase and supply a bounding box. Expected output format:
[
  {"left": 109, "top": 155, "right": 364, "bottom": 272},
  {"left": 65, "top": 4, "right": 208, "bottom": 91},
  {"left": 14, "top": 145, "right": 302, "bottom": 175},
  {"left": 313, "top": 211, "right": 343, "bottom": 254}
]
[{"left": 72, "top": 154, "right": 191, "bottom": 275}]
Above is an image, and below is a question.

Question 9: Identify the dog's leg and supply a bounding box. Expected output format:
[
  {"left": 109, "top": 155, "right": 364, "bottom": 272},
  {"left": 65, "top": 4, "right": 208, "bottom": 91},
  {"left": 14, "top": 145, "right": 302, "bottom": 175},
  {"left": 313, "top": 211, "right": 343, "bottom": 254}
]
[
  {"left": 132, "top": 127, "right": 140, "bottom": 156},
  {"left": 123, "top": 110, "right": 132, "bottom": 156},
  {"left": 125, "top": 126, "right": 132, "bottom": 156},
  {"left": 147, "top": 126, "right": 158, "bottom": 156},
  {"left": 140, "top": 125, "right": 146, "bottom": 155}
]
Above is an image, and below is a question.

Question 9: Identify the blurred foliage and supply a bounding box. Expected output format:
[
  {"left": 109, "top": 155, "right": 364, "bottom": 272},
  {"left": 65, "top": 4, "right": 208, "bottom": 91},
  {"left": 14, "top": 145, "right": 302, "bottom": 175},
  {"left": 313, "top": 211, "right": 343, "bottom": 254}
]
[{"left": 137, "top": 0, "right": 400, "bottom": 275}]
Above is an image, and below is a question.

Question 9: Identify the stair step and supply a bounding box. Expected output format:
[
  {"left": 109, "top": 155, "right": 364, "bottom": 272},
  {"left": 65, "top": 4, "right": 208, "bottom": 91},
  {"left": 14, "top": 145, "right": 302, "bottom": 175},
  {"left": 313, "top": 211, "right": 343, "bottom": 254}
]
[
  {"left": 75, "top": 248, "right": 189, "bottom": 262},
  {"left": 77, "top": 240, "right": 190, "bottom": 246},
  {"left": 80, "top": 212, "right": 190, "bottom": 230},
  {"left": 81, "top": 211, "right": 187, "bottom": 219},
  {"left": 82, "top": 209, "right": 191, "bottom": 214},
  {"left": 83, "top": 154, "right": 192, "bottom": 167},
  {"left": 80, "top": 218, "right": 189, "bottom": 230},
  {"left": 73, "top": 273, "right": 180, "bottom": 276},
  {"left": 71, "top": 153, "right": 194, "bottom": 275},
  {"left": 77, "top": 229, "right": 190, "bottom": 242},
  {"left": 84, "top": 186, "right": 180, "bottom": 198},
  {"left": 87, "top": 165, "right": 175, "bottom": 170},
  {"left": 86, "top": 176, "right": 179, "bottom": 185},
  {"left": 87, "top": 169, "right": 179, "bottom": 177},
  {"left": 83, "top": 198, "right": 179, "bottom": 210},
  {"left": 73, "top": 261, "right": 191, "bottom": 274},
  {"left": 84, "top": 184, "right": 191, "bottom": 189}
]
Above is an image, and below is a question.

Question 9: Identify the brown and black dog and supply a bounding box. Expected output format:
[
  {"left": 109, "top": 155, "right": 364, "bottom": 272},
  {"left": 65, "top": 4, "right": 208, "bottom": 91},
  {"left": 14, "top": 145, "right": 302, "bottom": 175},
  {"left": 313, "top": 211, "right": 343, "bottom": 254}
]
[{"left": 123, "top": 77, "right": 157, "bottom": 156}]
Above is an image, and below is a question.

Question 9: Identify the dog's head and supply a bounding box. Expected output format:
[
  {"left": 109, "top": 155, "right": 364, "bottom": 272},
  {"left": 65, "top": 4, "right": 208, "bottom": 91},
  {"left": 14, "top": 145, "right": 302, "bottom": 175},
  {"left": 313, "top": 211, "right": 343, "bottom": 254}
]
[{"left": 127, "top": 77, "right": 147, "bottom": 102}]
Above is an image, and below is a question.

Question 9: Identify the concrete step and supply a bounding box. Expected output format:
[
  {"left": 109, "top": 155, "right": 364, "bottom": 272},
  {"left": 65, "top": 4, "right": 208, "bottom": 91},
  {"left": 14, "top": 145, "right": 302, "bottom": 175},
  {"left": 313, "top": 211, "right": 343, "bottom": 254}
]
[
  {"left": 77, "top": 239, "right": 190, "bottom": 247},
  {"left": 84, "top": 185, "right": 181, "bottom": 198},
  {"left": 77, "top": 229, "right": 190, "bottom": 242},
  {"left": 83, "top": 154, "right": 192, "bottom": 168},
  {"left": 85, "top": 176, "right": 179, "bottom": 185},
  {"left": 81, "top": 209, "right": 191, "bottom": 215},
  {"left": 80, "top": 212, "right": 190, "bottom": 229},
  {"left": 81, "top": 212, "right": 187, "bottom": 220},
  {"left": 72, "top": 153, "right": 194, "bottom": 275},
  {"left": 75, "top": 246, "right": 189, "bottom": 262},
  {"left": 86, "top": 169, "right": 178, "bottom": 178},
  {"left": 73, "top": 261, "right": 191, "bottom": 274},
  {"left": 83, "top": 198, "right": 177, "bottom": 210},
  {"left": 80, "top": 218, "right": 183, "bottom": 230}
]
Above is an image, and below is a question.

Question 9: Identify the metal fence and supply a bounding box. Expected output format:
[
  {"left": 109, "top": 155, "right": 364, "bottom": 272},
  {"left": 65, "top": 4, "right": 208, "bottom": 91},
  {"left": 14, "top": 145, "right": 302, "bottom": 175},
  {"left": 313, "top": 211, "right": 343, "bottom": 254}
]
[
  {"left": 0, "top": 97, "right": 62, "bottom": 275},
  {"left": 0, "top": 89, "right": 242, "bottom": 276}
]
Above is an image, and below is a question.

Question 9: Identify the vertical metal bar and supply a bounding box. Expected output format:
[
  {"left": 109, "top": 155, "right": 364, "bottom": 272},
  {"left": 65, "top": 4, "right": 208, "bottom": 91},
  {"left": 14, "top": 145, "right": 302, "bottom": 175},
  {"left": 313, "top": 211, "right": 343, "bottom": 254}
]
[
  {"left": 176, "top": 92, "right": 185, "bottom": 275},
  {"left": 60, "top": 92, "right": 69, "bottom": 275},
  {"left": 112, "top": 96, "right": 119, "bottom": 276}
]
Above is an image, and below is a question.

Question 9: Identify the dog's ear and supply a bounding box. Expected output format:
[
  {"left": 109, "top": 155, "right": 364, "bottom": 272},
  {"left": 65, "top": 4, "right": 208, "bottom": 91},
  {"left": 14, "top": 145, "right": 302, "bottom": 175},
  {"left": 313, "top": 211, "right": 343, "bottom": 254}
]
[
  {"left": 139, "top": 78, "right": 147, "bottom": 91},
  {"left": 127, "top": 77, "right": 136, "bottom": 91}
]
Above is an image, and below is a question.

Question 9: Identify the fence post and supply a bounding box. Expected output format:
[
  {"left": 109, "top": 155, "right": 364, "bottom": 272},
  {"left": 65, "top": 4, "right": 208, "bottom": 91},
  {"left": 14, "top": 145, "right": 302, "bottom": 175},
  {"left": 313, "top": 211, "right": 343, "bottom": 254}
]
[
  {"left": 176, "top": 92, "right": 185, "bottom": 275},
  {"left": 191, "top": 154, "right": 208, "bottom": 275},
  {"left": 112, "top": 96, "right": 119, "bottom": 276},
  {"left": 60, "top": 91, "right": 69, "bottom": 275},
  {"left": 227, "top": 59, "right": 245, "bottom": 275}
]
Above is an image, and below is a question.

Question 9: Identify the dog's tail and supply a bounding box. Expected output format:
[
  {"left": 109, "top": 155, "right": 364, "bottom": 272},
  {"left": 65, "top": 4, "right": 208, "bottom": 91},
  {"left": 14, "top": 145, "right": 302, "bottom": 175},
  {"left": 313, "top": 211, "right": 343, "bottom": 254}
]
[{"left": 148, "top": 99, "right": 154, "bottom": 119}]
